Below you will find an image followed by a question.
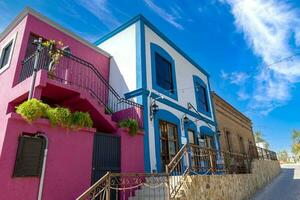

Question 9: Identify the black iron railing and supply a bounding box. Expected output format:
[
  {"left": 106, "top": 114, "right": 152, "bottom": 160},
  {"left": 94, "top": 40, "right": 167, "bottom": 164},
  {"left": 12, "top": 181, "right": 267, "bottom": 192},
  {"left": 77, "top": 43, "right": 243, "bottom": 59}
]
[
  {"left": 249, "top": 145, "right": 278, "bottom": 161},
  {"left": 20, "top": 47, "right": 144, "bottom": 128}
]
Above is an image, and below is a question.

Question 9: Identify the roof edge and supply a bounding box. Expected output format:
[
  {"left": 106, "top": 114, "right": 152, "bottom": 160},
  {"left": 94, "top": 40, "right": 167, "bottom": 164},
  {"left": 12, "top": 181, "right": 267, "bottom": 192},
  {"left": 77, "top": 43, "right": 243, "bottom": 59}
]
[
  {"left": 211, "top": 91, "right": 252, "bottom": 123},
  {"left": 94, "top": 14, "right": 210, "bottom": 77},
  {"left": 0, "top": 7, "right": 111, "bottom": 58}
]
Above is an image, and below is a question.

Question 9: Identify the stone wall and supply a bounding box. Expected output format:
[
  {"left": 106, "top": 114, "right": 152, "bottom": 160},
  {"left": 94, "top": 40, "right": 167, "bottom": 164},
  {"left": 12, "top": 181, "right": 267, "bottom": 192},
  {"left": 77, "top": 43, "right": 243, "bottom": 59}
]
[{"left": 183, "top": 160, "right": 281, "bottom": 200}]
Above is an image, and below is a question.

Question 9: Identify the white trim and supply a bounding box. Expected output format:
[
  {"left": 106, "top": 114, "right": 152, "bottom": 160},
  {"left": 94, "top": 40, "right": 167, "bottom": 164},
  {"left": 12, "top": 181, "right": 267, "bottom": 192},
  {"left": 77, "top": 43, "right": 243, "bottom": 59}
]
[{"left": 0, "top": 32, "right": 17, "bottom": 74}]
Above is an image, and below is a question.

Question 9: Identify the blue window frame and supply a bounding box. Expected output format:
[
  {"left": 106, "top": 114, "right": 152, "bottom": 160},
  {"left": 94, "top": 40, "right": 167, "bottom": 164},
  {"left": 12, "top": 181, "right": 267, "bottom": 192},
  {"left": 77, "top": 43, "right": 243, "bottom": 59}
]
[
  {"left": 151, "top": 43, "right": 178, "bottom": 100},
  {"left": 193, "top": 75, "right": 211, "bottom": 117}
]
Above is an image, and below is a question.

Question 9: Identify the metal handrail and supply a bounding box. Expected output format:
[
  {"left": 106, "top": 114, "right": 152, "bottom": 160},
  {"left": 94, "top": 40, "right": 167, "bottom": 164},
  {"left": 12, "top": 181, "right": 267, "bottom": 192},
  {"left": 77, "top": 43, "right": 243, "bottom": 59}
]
[
  {"left": 76, "top": 172, "right": 110, "bottom": 200},
  {"left": 20, "top": 46, "right": 144, "bottom": 128}
]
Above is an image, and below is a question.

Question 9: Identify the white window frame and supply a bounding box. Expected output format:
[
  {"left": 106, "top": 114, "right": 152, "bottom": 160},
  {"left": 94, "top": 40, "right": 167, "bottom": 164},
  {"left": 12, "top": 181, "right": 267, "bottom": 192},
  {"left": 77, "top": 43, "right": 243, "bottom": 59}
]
[{"left": 0, "top": 32, "right": 17, "bottom": 74}]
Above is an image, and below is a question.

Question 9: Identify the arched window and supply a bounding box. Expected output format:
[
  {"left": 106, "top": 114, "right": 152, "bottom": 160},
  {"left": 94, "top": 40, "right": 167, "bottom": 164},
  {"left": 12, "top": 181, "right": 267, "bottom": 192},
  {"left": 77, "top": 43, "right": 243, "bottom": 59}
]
[
  {"left": 193, "top": 75, "right": 210, "bottom": 116},
  {"left": 150, "top": 43, "right": 178, "bottom": 100}
]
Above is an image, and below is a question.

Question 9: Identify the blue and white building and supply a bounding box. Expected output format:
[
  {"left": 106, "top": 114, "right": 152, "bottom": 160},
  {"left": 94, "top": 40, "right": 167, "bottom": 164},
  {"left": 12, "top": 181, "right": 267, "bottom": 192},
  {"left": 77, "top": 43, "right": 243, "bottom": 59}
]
[{"left": 96, "top": 15, "right": 220, "bottom": 173}]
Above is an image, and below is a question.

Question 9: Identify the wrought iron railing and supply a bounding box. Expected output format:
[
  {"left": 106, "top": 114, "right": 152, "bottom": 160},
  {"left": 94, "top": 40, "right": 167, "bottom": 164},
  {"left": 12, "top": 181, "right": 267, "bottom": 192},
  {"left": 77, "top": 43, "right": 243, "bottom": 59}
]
[
  {"left": 76, "top": 172, "right": 169, "bottom": 200},
  {"left": 19, "top": 46, "right": 144, "bottom": 128},
  {"left": 76, "top": 143, "right": 278, "bottom": 200},
  {"left": 249, "top": 145, "right": 278, "bottom": 161},
  {"left": 165, "top": 143, "right": 190, "bottom": 199}
]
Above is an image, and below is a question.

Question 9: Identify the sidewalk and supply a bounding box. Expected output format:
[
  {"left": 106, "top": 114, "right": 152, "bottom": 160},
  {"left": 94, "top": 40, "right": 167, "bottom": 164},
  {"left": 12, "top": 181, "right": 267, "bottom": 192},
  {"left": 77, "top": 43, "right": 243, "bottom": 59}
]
[{"left": 251, "top": 164, "right": 300, "bottom": 200}]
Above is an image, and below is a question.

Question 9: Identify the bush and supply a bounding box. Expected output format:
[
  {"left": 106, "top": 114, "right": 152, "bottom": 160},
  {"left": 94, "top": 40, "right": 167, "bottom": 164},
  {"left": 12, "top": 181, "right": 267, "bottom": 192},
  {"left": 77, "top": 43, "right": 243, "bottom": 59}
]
[
  {"left": 16, "top": 99, "right": 49, "bottom": 123},
  {"left": 70, "top": 111, "right": 93, "bottom": 130},
  {"left": 16, "top": 99, "right": 93, "bottom": 130},
  {"left": 118, "top": 119, "right": 139, "bottom": 136},
  {"left": 46, "top": 107, "right": 72, "bottom": 128}
]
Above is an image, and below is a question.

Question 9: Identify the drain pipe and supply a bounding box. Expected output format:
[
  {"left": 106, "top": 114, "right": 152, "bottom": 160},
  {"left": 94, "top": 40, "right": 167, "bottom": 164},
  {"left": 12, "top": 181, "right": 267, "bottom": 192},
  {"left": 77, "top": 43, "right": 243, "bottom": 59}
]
[{"left": 37, "top": 133, "right": 49, "bottom": 200}]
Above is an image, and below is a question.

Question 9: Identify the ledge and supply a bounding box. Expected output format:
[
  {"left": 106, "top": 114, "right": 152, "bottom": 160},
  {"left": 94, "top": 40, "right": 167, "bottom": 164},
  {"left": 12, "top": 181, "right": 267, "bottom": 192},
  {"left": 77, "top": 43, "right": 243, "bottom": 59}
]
[{"left": 7, "top": 112, "right": 97, "bottom": 133}]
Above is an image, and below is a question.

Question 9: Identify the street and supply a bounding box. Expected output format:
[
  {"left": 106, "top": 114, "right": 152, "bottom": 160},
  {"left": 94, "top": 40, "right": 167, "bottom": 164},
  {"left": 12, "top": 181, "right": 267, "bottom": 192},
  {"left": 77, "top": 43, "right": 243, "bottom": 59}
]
[{"left": 251, "top": 164, "right": 300, "bottom": 200}]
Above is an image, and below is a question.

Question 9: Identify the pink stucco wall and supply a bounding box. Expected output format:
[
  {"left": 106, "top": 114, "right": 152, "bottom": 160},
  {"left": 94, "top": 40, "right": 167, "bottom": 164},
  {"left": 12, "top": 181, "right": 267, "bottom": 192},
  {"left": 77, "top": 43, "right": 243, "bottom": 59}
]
[
  {"left": 0, "top": 113, "right": 95, "bottom": 200},
  {"left": 0, "top": 10, "right": 145, "bottom": 200},
  {"left": 117, "top": 128, "right": 144, "bottom": 173}
]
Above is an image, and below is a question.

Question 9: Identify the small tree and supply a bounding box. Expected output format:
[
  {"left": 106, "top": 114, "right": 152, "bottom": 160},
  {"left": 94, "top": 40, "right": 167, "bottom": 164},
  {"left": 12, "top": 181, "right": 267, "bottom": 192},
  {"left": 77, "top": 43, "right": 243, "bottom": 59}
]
[
  {"left": 291, "top": 129, "right": 300, "bottom": 162},
  {"left": 277, "top": 150, "right": 289, "bottom": 163},
  {"left": 254, "top": 131, "right": 270, "bottom": 149}
]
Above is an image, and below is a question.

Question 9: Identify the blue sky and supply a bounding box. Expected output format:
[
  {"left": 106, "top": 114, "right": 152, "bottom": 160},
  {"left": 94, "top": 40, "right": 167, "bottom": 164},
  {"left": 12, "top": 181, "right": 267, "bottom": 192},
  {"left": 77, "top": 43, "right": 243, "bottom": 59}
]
[{"left": 1, "top": 0, "right": 299, "bottom": 152}]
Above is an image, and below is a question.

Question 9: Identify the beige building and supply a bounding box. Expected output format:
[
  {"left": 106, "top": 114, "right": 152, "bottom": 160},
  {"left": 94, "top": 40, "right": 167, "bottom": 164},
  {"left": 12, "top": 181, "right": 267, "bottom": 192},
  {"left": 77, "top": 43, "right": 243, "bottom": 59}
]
[{"left": 212, "top": 92, "right": 255, "bottom": 154}]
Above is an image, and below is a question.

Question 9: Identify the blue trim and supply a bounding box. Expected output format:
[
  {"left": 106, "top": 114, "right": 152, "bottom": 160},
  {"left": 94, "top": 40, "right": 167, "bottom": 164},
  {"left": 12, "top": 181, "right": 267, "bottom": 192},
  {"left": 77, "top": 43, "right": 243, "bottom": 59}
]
[
  {"left": 150, "top": 92, "right": 216, "bottom": 126},
  {"left": 193, "top": 75, "right": 212, "bottom": 118},
  {"left": 124, "top": 88, "right": 150, "bottom": 99},
  {"left": 94, "top": 14, "right": 210, "bottom": 77},
  {"left": 153, "top": 109, "right": 182, "bottom": 173},
  {"left": 200, "top": 126, "right": 215, "bottom": 137},
  {"left": 137, "top": 20, "right": 151, "bottom": 173},
  {"left": 150, "top": 43, "right": 178, "bottom": 101}
]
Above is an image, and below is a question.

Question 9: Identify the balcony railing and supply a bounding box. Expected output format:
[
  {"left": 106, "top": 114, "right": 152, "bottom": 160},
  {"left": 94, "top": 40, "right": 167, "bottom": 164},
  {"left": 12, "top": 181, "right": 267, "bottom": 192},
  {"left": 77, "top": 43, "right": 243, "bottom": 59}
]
[
  {"left": 19, "top": 46, "right": 144, "bottom": 128},
  {"left": 249, "top": 145, "right": 278, "bottom": 161}
]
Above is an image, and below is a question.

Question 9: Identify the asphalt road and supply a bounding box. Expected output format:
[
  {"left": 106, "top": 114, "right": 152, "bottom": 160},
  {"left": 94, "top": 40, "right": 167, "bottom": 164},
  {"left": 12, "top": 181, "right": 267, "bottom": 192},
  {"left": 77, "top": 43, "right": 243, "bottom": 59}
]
[{"left": 251, "top": 164, "right": 300, "bottom": 200}]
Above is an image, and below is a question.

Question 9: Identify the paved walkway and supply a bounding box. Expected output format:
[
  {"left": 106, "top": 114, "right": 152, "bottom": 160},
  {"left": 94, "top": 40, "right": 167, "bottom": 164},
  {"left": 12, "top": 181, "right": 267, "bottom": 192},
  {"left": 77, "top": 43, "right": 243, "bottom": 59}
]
[{"left": 251, "top": 164, "right": 300, "bottom": 200}]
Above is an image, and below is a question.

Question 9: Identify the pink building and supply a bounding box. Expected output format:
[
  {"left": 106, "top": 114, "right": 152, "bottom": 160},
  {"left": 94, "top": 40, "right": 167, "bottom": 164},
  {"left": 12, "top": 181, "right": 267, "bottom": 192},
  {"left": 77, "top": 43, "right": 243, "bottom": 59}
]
[{"left": 0, "top": 8, "right": 144, "bottom": 200}]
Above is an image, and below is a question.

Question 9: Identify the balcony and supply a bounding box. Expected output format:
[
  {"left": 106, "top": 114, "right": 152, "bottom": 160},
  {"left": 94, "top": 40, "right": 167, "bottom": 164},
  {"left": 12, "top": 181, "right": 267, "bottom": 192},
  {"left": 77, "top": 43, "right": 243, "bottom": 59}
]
[{"left": 16, "top": 45, "right": 143, "bottom": 131}]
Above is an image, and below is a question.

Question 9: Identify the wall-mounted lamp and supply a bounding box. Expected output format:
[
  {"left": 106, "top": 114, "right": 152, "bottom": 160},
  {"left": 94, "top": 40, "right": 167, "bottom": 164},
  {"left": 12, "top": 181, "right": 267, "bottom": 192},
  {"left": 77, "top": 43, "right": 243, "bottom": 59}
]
[
  {"left": 150, "top": 100, "right": 159, "bottom": 121},
  {"left": 182, "top": 114, "right": 189, "bottom": 124}
]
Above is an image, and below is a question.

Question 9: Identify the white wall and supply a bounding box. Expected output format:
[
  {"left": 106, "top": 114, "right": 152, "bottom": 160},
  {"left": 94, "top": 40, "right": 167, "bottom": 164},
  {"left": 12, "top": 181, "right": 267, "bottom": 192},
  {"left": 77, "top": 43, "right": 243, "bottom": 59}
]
[
  {"left": 98, "top": 23, "right": 138, "bottom": 97},
  {"left": 144, "top": 25, "right": 216, "bottom": 171},
  {"left": 144, "top": 26, "right": 214, "bottom": 121}
]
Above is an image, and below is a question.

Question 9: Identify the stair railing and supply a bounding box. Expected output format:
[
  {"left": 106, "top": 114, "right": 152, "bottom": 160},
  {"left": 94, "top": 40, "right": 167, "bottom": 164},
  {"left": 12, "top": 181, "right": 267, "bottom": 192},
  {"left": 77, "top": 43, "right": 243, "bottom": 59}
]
[
  {"left": 76, "top": 172, "right": 110, "bottom": 200},
  {"left": 20, "top": 46, "right": 144, "bottom": 128},
  {"left": 166, "top": 143, "right": 190, "bottom": 199}
]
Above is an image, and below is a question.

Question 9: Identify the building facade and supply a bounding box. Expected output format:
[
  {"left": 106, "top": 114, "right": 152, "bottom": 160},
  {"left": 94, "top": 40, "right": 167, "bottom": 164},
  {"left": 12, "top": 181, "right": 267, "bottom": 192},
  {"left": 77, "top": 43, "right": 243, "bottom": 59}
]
[
  {"left": 97, "top": 15, "right": 219, "bottom": 173},
  {"left": 0, "top": 8, "right": 144, "bottom": 200},
  {"left": 212, "top": 92, "right": 255, "bottom": 154}
]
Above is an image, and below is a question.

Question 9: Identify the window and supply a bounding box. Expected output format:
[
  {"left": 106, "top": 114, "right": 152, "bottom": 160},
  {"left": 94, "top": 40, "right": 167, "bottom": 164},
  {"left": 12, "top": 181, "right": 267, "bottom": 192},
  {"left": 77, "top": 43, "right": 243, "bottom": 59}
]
[
  {"left": 151, "top": 43, "right": 178, "bottom": 100},
  {"left": 13, "top": 135, "right": 46, "bottom": 177},
  {"left": 159, "top": 120, "right": 179, "bottom": 172},
  {"left": 205, "top": 135, "right": 214, "bottom": 149},
  {"left": 225, "top": 131, "right": 231, "bottom": 152},
  {"left": 193, "top": 76, "right": 210, "bottom": 116},
  {"left": 239, "top": 136, "right": 245, "bottom": 154},
  {"left": 0, "top": 41, "right": 13, "bottom": 70},
  {"left": 195, "top": 83, "right": 209, "bottom": 112},
  {"left": 188, "top": 129, "right": 197, "bottom": 145},
  {"left": 155, "top": 53, "right": 174, "bottom": 92}
]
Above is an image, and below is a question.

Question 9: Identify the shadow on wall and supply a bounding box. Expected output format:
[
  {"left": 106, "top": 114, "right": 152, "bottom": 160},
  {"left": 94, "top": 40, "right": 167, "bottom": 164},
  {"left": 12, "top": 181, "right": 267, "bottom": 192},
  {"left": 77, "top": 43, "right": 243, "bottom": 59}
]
[{"left": 109, "top": 57, "right": 130, "bottom": 97}]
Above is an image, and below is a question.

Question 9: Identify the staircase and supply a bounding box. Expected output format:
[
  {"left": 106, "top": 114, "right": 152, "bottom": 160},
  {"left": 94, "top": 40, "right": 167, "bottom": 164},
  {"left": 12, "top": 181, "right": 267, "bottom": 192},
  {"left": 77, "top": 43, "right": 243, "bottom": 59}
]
[
  {"left": 19, "top": 45, "right": 144, "bottom": 130},
  {"left": 76, "top": 144, "right": 254, "bottom": 200}
]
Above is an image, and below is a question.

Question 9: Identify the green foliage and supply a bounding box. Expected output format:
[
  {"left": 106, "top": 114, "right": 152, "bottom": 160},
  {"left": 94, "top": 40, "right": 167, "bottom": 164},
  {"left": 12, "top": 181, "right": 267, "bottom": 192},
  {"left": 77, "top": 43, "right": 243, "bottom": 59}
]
[
  {"left": 16, "top": 98, "right": 49, "bottom": 123},
  {"left": 16, "top": 99, "right": 93, "bottom": 130},
  {"left": 70, "top": 111, "right": 93, "bottom": 130},
  {"left": 118, "top": 119, "right": 139, "bottom": 136},
  {"left": 291, "top": 130, "right": 300, "bottom": 162},
  {"left": 277, "top": 150, "right": 289, "bottom": 163},
  {"left": 254, "top": 131, "right": 270, "bottom": 149},
  {"left": 46, "top": 107, "right": 72, "bottom": 128}
]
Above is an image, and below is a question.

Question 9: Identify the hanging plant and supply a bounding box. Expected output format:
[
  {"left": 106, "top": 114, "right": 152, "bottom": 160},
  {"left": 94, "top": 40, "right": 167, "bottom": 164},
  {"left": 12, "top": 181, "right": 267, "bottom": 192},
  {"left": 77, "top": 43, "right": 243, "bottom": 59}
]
[
  {"left": 42, "top": 40, "right": 64, "bottom": 77},
  {"left": 118, "top": 119, "right": 139, "bottom": 136}
]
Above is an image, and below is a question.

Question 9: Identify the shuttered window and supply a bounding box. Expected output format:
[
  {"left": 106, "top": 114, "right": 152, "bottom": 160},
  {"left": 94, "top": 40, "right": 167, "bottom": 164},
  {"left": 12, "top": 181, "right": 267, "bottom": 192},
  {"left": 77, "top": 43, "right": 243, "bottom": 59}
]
[{"left": 13, "top": 135, "right": 46, "bottom": 177}]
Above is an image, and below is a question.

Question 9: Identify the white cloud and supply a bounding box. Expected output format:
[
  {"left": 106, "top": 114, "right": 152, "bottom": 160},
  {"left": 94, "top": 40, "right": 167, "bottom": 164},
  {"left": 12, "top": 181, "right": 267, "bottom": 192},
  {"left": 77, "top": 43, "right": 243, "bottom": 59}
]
[
  {"left": 221, "top": 70, "right": 250, "bottom": 85},
  {"left": 143, "top": 0, "right": 184, "bottom": 30},
  {"left": 222, "top": 0, "right": 300, "bottom": 114},
  {"left": 78, "top": 0, "right": 121, "bottom": 28},
  {"left": 237, "top": 90, "right": 250, "bottom": 100}
]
